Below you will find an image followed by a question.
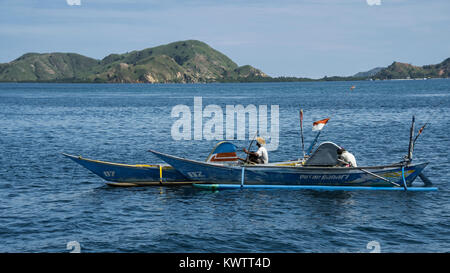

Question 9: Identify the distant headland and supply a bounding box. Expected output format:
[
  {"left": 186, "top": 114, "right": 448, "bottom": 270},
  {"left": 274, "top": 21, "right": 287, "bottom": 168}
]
[{"left": 0, "top": 40, "right": 448, "bottom": 83}]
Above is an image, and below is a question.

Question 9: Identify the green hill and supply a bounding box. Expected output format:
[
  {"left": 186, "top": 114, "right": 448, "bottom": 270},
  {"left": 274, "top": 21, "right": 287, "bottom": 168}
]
[
  {"left": 0, "top": 40, "right": 269, "bottom": 83},
  {"left": 0, "top": 53, "right": 98, "bottom": 82},
  {"left": 1, "top": 41, "right": 447, "bottom": 83},
  {"left": 373, "top": 58, "right": 450, "bottom": 79}
]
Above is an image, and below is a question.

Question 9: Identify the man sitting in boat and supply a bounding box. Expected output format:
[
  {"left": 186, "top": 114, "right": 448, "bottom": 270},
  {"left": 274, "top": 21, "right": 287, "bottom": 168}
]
[
  {"left": 243, "top": 137, "right": 269, "bottom": 164},
  {"left": 337, "top": 148, "right": 357, "bottom": 167}
]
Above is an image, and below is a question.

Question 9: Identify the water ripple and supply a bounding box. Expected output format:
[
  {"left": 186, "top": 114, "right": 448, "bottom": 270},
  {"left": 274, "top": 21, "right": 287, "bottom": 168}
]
[{"left": 0, "top": 81, "right": 449, "bottom": 252}]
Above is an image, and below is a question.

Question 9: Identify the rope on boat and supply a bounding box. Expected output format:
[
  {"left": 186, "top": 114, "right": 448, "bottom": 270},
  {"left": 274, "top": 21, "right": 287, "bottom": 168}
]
[
  {"left": 358, "top": 168, "right": 401, "bottom": 187},
  {"left": 71, "top": 160, "right": 77, "bottom": 184}
]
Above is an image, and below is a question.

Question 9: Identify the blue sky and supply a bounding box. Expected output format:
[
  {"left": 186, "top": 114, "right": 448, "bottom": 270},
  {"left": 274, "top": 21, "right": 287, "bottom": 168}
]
[{"left": 1, "top": 0, "right": 449, "bottom": 78}]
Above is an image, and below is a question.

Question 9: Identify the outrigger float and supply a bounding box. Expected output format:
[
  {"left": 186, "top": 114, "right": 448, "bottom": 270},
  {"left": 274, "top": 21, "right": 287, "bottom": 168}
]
[{"left": 149, "top": 116, "right": 436, "bottom": 192}]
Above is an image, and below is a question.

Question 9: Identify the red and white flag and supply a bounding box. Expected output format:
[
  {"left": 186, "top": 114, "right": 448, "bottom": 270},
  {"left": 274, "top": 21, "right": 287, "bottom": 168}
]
[{"left": 312, "top": 118, "right": 330, "bottom": 131}]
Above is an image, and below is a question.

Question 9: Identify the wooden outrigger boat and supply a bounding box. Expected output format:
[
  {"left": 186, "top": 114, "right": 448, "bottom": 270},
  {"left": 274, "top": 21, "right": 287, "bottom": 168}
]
[
  {"left": 149, "top": 117, "right": 436, "bottom": 192},
  {"left": 65, "top": 114, "right": 436, "bottom": 191},
  {"left": 149, "top": 146, "right": 431, "bottom": 189},
  {"left": 63, "top": 141, "right": 293, "bottom": 186},
  {"left": 62, "top": 153, "right": 187, "bottom": 186}
]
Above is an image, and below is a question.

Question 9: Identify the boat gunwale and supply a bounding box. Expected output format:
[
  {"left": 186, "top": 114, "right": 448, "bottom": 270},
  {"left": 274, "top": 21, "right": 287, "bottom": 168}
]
[
  {"left": 149, "top": 150, "right": 429, "bottom": 171},
  {"left": 62, "top": 153, "right": 172, "bottom": 169}
]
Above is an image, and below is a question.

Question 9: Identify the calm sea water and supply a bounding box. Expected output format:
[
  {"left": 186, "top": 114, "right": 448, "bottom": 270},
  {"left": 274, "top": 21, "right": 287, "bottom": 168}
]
[{"left": 0, "top": 80, "right": 449, "bottom": 253}]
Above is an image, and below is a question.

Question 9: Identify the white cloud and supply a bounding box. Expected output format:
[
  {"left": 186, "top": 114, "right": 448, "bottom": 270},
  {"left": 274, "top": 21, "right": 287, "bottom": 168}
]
[
  {"left": 367, "top": 0, "right": 381, "bottom": 6},
  {"left": 66, "top": 0, "right": 81, "bottom": 6}
]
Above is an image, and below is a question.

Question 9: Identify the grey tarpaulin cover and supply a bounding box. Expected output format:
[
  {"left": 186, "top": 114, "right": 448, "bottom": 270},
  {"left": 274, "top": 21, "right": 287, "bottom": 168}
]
[{"left": 304, "top": 142, "right": 341, "bottom": 166}]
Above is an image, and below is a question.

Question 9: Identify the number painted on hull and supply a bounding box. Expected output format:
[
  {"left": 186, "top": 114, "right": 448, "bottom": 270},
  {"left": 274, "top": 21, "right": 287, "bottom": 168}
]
[
  {"left": 103, "top": 171, "right": 115, "bottom": 177},
  {"left": 187, "top": 171, "right": 204, "bottom": 178}
]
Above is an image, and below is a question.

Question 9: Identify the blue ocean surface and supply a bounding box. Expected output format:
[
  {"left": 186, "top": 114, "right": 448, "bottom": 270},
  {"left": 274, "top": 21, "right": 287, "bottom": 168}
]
[{"left": 0, "top": 80, "right": 449, "bottom": 253}]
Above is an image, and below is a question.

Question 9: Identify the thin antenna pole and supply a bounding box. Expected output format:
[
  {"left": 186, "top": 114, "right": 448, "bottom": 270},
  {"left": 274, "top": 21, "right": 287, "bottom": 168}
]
[
  {"left": 300, "top": 109, "right": 305, "bottom": 157},
  {"left": 407, "top": 116, "right": 415, "bottom": 163}
]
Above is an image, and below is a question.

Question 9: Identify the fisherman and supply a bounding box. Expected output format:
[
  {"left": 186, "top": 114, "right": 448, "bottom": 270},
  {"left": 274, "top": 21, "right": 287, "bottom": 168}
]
[
  {"left": 337, "top": 147, "right": 357, "bottom": 167},
  {"left": 243, "top": 137, "right": 269, "bottom": 164}
]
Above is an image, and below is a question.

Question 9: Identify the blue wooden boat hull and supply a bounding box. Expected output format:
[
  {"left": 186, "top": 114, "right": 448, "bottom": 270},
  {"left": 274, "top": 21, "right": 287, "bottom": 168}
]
[
  {"left": 150, "top": 150, "right": 429, "bottom": 187},
  {"left": 62, "top": 153, "right": 188, "bottom": 185}
]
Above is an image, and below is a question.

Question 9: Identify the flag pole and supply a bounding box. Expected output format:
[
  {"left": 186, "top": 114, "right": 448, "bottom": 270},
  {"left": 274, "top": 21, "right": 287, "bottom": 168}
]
[{"left": 306, "top": 131, "right": 321, "bottom": 156}]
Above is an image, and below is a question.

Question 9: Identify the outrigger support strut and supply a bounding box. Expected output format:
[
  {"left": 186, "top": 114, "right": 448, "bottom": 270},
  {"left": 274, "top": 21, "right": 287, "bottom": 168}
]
[
  {"left": 241, "top": 167, "right": 245, "bottom": 187},
  {"left": 419, "top": 173, "right": 432, "bottom": 186},
  {"left": 401, "top": 166, "right": 408, "bottom": 191}
]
